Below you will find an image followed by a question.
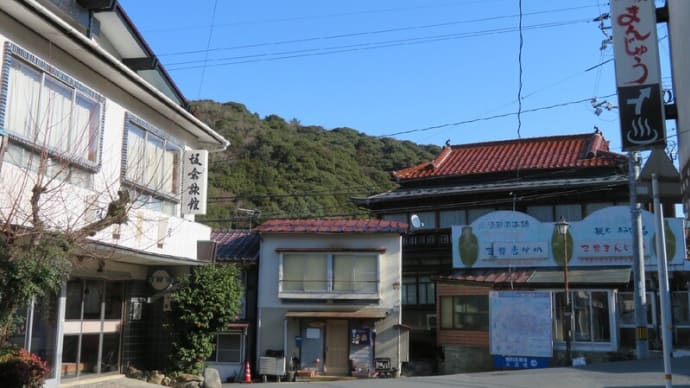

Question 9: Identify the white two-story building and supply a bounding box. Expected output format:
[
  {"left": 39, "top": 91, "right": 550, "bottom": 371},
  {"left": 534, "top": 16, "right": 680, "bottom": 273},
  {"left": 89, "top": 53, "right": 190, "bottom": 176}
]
[
  {"left": 0, "top": 1, "right": 228, "bottom": 386},
  {"left": 254, "top": 218, "right": 409, "bottom": 379}
]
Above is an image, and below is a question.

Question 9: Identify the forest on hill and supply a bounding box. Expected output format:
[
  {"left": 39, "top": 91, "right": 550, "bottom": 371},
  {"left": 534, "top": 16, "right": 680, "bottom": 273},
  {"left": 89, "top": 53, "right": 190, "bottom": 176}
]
[{"left": 191, "top": 100, "right": 441, "bottom": 229}]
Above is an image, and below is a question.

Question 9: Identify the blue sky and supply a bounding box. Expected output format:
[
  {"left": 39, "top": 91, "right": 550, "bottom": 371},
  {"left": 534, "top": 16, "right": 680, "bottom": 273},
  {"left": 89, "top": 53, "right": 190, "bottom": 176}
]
[{"left": 119, "top": 0, "right": 673, "bottom": 152}]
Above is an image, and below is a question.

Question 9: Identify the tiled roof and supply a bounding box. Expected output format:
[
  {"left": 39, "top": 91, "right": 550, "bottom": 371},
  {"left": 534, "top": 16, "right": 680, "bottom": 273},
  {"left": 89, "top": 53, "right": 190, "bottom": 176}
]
[
  {"left": 436, "top": 269, "right": 535, "bottom": 284},
  {"left": 211, "top": 230, "right": 259, "bottom": 262},
  {"left": 354, "top": 175, "right": 628, "bottom": 205},
  {"left": 254, "top": 218, "right": 408, "bottom": 234},
  {"left": 392, "top": 131, "right": 627, "bottom": 181}
]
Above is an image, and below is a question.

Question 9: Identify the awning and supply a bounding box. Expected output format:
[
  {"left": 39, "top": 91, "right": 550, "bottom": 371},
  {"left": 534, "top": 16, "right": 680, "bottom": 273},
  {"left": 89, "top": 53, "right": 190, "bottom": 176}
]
[
  {"left": 528, "top": 268, "right": 631, "bottom": 285},
  {"left": 285, "top": 310, "right": 388, "bottom": 319}
]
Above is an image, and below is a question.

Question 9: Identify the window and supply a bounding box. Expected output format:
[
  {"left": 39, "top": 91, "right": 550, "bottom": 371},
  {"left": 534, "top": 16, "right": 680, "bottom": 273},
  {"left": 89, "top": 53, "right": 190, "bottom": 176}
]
[
  {"left": 402, "top": 276, "right": 417, "bottom": 305},
  {"left": 209, "top": 332, "right": 243, "bottom": 363},
  {"left": 280, "top": 252, "right": 379, "bottom": 296},
  {"left": 618, "top": 291, "right": 656, "bottom": 327},
  {"left": 553, "top": 290, "right": 613, "bottom": 344},
  {"left": 555, "top": 204, "right": 582, "bottom": 222},
  {"left": 468, "top": 208, "right": 493, "bottom": 223},
  {"left": 672, "top": 292, "right": 690, "bottom": 326},
  {"left": 440, "top": 210, "right": 466, "bottom": 228},
  {"left": 1, "top": 43, "right": 103, "bottom": 169},
  {"left": 402, "top": 275, "right": 434, "bottom": 305},
  {"left": 122, "top": 114, "right": 181, "bottom": 200},
  {"left": 439, "top": 295, "right": 489, "bottom": 330},
  {"left": 526, "top": 205, "right": 552, "bottom": 222},
  {"left": 5, "top": 143, "right": 93, "bottom": 188},
  {"left": 283, "top": 253, "right": 327, "bottom": 291},
  {"left": 333, "top": 254, "right": 377, "bottom": 293}
]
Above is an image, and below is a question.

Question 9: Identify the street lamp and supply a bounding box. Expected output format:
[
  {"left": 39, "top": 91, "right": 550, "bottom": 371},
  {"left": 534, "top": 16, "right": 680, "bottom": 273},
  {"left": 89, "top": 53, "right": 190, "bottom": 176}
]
[{"left": 556, "top": 216, "right": 572, "bottom": 366}]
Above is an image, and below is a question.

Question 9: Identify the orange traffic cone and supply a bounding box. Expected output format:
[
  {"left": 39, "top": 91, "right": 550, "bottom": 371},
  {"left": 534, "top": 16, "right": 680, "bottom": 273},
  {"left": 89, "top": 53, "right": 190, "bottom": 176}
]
[{"left": 242, "top": 360, "right": 252, "bottom": 384}]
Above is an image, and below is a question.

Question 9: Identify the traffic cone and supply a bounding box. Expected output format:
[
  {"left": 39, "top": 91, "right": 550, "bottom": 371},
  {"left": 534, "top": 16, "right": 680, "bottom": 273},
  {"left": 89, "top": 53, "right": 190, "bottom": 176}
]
[{"left": 242, "top": 360, "right": 252, "bottom": 384}]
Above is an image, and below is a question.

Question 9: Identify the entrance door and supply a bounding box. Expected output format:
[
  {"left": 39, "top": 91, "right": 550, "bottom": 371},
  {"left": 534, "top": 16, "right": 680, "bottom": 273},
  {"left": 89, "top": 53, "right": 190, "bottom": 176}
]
[
  {"left": 325, "top": 320, "right": 349, "bottom": 375},
  {"left": 62, "top": 279, "right": 123, "bottom": 379}
]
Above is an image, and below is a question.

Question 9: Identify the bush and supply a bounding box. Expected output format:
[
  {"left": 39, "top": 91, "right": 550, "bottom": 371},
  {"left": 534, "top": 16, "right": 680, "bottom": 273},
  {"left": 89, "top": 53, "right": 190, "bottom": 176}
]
[{"left": 0, "top": 346, "right": 50, "bottom": 388}]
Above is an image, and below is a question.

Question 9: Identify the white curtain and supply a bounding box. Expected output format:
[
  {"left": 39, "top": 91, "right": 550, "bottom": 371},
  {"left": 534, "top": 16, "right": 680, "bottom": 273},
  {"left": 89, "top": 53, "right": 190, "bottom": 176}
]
[
  {"left": 6, "top": 60, "right": 41, "bottom": 139},
  {"left": 73, "top": 94, "right": 99, "bottom": 161},
  {"left": 163, "top": 145, "right": 177, "bottom": 194},
  {"left": 126, "top": 126, "right": 146, "bottom": 183},
  {"left": 42, "top": 76, "right": 72, "bottom": 154},
  {"left": 145, "top": 134, "right": 164, "bottom": 189},
  {"left": 334, "top": 255, "right": 376, "bottom": 292}
]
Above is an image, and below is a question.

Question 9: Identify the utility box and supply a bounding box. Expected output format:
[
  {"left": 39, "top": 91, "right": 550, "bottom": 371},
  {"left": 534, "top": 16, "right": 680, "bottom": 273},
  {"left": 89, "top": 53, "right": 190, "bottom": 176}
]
[{"left": 259, "top": 356, "right": 286, "bottom": 380}]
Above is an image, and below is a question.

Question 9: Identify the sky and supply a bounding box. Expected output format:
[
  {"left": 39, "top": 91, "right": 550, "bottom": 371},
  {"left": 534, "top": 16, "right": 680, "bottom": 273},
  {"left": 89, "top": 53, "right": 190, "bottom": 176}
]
[{"left": 118, "top": 0, "right": 675, "bottom": 153}]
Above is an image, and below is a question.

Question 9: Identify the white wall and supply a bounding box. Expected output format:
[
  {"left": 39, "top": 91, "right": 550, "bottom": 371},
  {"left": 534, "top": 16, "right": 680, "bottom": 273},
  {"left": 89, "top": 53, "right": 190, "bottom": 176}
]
[{"left": 0, "top": 11, "right": 211, "bottom": 261}]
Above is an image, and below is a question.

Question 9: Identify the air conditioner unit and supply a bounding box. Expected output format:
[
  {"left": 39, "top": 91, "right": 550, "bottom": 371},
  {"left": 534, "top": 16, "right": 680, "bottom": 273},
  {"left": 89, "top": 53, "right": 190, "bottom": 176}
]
[{"left": 426, "top": 314, "right": 437, "bottom": 330}]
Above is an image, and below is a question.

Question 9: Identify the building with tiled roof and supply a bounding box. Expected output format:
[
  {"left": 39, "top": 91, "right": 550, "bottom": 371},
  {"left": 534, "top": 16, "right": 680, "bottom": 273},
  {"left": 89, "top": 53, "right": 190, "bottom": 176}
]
[
  {"left": 254, "top": 217, "right": 408, "bottom": 378},
  {"left": 352, "top": 130, "right": 684, "bottom": 375},
  {"left": 208, "top": 230, "right": 260, "bottom": 381}
]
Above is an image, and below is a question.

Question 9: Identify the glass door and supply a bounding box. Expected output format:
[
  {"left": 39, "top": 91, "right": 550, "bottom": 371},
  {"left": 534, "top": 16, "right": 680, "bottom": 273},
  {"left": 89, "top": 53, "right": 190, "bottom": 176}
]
[{"left": 62, "top": 279, "right": 123, "bottom": 378}]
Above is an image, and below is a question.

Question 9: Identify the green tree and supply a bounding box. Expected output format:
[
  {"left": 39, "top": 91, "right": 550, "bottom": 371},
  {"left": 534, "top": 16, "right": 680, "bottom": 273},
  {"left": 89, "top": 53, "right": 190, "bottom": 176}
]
[{"left": 168, "top": 264, "right": 243, "bottom": 374}]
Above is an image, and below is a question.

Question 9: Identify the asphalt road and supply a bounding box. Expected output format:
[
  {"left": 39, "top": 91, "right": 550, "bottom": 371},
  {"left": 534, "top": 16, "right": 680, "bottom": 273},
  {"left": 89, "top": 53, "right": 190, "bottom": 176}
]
[{"left": 67, "top": 357, "right": 690, "bottom": 388}]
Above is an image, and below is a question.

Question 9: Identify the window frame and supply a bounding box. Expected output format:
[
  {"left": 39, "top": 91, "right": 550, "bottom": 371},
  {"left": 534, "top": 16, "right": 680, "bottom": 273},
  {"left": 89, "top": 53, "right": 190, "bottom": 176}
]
[
  {"left": 618, "top": 291, "right": 656, "bottom": 328},
  {"left": 121, "top": 113, "right": 182, "bottom": 202},
  {"left": 439, "top": 295, "right": 489, "bottom": 331},
  {"left": 278, "top": 251, "right": 380, "bottom": 299},
  {"left": 551, "top": 289, "right": 617, "bottom": 352},
  {"left": 0, "top": 42, "right": 105, "bottom": 172},
  {"left": 208, "top": 331, "right": 245, "bottom": 364}
]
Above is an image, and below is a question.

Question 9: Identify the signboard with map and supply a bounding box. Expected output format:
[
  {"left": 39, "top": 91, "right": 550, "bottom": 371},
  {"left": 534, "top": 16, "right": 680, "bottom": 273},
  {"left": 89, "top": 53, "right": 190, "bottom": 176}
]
[{"left": 490, "top": 291, "right": 552, "bottom": 358}]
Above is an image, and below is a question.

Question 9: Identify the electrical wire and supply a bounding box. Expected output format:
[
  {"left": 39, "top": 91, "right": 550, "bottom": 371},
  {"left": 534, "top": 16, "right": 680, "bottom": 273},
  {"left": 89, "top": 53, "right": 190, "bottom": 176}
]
[
  {"left": 165, "top": 18, "right": 590, "bottom": 70},
  {"left": 196, "top": 0, "right": 219, "bottom": 99},
  {"left": 516, "top": 0, "right": 524, "bottom": 139},
  {"left": 156, "top": 5, "right": 599, "bottom": 58},
  {"left": 380, "top": 93, "right": 617, "bottom": 138}
]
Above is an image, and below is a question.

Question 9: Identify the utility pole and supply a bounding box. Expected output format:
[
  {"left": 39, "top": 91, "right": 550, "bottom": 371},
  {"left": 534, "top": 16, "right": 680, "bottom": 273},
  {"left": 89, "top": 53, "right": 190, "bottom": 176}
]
[{"left": 629, "top": 152, "right": 649, "bottom": 359}]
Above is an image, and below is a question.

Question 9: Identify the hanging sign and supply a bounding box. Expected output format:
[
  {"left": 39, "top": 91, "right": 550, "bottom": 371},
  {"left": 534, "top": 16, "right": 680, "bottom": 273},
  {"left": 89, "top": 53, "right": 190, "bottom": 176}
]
[
  {"left": 611, "top": 0, "right": 666, "bottom": 151},
  {"left": 181, "top": 150, "right": 208, "bottom": 215}
]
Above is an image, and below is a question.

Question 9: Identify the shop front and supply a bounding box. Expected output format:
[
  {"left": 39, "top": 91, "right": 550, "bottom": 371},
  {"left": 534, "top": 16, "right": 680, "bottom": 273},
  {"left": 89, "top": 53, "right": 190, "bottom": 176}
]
[
  {"left": 283, "top": 311, "right": 387, "bottom": 377},
  {"left": 435, "top": 207, "right": 688, "bottom": 374}
]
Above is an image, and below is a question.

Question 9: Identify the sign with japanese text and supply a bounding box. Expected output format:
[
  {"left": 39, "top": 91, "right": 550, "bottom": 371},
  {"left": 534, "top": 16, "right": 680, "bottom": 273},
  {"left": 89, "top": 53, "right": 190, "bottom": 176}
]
[
  {"left": 611, "top": 0, "right": 666, "bottom": 150},
  {"left": 181, "top": 150, "right": 208, "bottom": 215},
  {"left": 451, "top": 207, "right": 685, "bottom": 269},
  {"left": 490, "top": 291, "right": 553, "bottom": 359}
]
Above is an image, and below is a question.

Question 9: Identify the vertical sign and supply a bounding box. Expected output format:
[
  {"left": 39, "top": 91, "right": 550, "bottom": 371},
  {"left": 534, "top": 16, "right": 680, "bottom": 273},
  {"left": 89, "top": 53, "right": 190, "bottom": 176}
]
[
  {"left": 611, "top": 0, "right": 666, "bottom": 151},
  {"left": 182, "top": 150, "right": 208, "bottom": 215},
  {"left": 668, "top": 0, "right": 690, "bottom": 214}
]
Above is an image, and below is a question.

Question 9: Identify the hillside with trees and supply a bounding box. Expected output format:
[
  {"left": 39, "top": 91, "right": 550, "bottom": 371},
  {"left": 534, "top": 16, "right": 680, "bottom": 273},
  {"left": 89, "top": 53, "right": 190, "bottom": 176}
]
[{"left": 191, "top": 100, "right": 441, "bottom": 228}]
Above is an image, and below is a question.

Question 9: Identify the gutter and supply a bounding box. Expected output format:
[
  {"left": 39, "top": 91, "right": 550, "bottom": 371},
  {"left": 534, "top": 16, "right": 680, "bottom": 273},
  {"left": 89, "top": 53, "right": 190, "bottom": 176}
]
[{"left": 13, "top": 0, "right": 229, "bottom": 151}]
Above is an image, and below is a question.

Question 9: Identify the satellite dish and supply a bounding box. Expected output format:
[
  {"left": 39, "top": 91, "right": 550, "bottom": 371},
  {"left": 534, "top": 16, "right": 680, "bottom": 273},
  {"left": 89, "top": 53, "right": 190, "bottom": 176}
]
[{"left": 410, "top": 214, "right": 422, "bottom": 229}]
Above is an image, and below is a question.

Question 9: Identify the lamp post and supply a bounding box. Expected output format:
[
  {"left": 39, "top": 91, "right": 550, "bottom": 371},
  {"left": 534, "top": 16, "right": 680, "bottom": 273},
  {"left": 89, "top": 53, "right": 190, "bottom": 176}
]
[{"left": 556, "top": 217, "right": 571, "bottom": 366}]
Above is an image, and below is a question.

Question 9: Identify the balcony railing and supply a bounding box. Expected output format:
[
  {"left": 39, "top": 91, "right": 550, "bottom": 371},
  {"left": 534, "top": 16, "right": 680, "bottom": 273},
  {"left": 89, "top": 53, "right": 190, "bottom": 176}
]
[
  {"left": 279, "top": 280, "right": 379, "bottom": 300},
  {"left": 403, "top": 231, "right": 451, "bottom": 249}
]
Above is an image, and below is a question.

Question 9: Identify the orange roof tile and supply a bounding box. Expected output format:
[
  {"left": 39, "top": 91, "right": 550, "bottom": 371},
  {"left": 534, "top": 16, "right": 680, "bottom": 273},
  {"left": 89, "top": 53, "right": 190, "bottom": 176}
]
[
  {"left": 254, "top": 218, "right": 408, "bottom": 233},
  {"left": 392, "top": 131, "right": 626, "bottom": 181}
]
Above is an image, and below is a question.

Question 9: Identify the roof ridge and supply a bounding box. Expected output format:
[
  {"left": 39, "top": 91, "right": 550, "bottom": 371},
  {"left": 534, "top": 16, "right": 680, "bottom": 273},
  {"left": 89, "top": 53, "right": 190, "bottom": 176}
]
[{"left": 450, "top": 132, "right": 594, "bottom": 150}]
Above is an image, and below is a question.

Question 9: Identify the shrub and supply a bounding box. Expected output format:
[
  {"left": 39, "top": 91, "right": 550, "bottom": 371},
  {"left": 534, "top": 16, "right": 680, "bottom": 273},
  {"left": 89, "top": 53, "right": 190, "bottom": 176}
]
[{"left": 0, "top": 346, "right": 50, "bottom": 388}]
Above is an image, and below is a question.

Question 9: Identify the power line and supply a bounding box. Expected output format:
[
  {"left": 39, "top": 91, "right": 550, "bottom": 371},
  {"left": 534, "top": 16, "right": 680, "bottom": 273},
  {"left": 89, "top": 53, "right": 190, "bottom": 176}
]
[
  {"left": 196, "top": 0, "right": 219, "bottom": 99},
  {"left": 516, "top": 0, "right": 524, "bottom": 139},
  {"left": 380, "top": 93, "right": 617, "bottom": 138},
  {"left": 165, "top": 18, "right": 590, "bottom": 70},
  {"left": 157, "top": 5, "right": 598, "bottom": 58}
]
